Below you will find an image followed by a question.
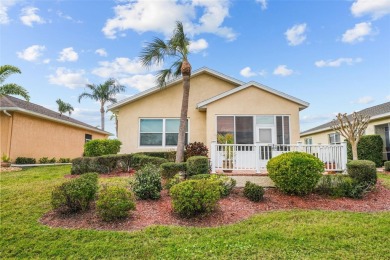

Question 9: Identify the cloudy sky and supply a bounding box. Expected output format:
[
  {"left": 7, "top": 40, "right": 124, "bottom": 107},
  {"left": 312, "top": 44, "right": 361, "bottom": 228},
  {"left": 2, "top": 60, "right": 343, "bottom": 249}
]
[{"left": 1, "top": 0, "right": 389, "bottom": 136}]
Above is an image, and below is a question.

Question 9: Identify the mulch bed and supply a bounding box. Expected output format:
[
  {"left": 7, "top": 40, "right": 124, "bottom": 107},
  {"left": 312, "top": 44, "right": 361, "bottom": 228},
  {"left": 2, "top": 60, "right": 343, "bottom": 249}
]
[{"left": 40, "top": 181, "right": 390, "bottom": 232}]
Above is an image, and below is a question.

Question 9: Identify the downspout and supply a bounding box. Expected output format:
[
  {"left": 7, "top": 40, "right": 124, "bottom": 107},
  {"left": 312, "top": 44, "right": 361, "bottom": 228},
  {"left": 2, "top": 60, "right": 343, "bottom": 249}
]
[{"left": 2, "top": 110, "right": 14, "bottom": 159}]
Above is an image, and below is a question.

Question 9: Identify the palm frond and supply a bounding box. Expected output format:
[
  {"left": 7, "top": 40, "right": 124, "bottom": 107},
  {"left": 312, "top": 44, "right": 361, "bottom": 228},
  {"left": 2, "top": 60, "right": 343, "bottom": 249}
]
[
  {"left": 156, "top": 69, "right": 174, "bottom": 88},
  {"left": 0, "top": 84, "right": 30, "bottom": 101},
  {"left": 140, "top": 38, "right": 171, "bottom": 67},
  {"left": 169, "top": 21, "right": 190, "bottom": 59},
  {"left": 0, "top": 65, "right": 21, "bottom": 84},
  {"left": 78, "top": 92, "right": 96, "bottom": 102}
]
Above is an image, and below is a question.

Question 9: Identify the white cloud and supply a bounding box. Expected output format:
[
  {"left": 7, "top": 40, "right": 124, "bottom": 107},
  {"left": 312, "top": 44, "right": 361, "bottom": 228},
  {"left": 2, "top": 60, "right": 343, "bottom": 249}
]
[
  {"left": 102, "top": 0, "right": 236, "bottom": 41},
  {"left": 0, "top": 0, "right": 20, "bottom": 24},
  {"left": 273, "top": 65, "right": 294, "bottom": 77},
  {"left": 285, "top": 23, "right": 307, "bottom": 46},
  {"left": 118, "top": 74, "right": 156, "bottom": 92},
  {"left": 300, "top": 114, "right": 336, "bottom": 124},
  {"left": 20, "top": 6, "right": 45, "bottom": 27},
  {"left": 351, "top": 0, "right": 390, "bottom": 19},
  {"left": 17, "top": 45, "right": 45, "bottom": 62},
  {"left": 56, "top": 11, "right": 82, "bottom": 23},
  {"left": 342, "top": 22, "right": 372, "bottom": 44},
  {"left": 386, "top": 95, "right": 390, "bottom": 101},
  {"left": 240, "top": 67, "right": 257, "bottom": 77},
  {"left": 95, "top": 48, "right": 108, "bottom": 57},
  {"left": 43, "top": 58, "right": 50, "bottom": 64},
  {"left": 258, "top": 69, "right": 267, "bottom": 77},
  {"left": 352, "top": 96, "right": 374, "bottom": 104},
  {"left": 47, "top": 67, "right": 89, "bottom": 89},
  {"left": 58, "top": 47, "right": 79, "bottom": 62},
  {"left": 315, "top": 57, "right": 363, "bottom": 68},
  {"left": 188, "top": 38, "right": 208, "bottom": 53},
  {"left": 256, "top": 0, "right": 267, "bottom": 10}
]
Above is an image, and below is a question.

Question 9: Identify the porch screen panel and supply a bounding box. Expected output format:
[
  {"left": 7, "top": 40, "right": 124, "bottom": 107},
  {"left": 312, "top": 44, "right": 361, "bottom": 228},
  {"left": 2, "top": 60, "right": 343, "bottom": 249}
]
[
  {"left": 276, "top": 116, "right": 290, "bottom": 145},
  {"left": 235, "top": 116, "right": 253, "bottom": 144},
  {"left": 276, "top": 116, "right": 283, "bottom": 144},
  {"left": 217, "top": 116, "right": 234, "bottom": 136},
  {"left": 283, "top": 116, "right": 290, "bottom": 144}
]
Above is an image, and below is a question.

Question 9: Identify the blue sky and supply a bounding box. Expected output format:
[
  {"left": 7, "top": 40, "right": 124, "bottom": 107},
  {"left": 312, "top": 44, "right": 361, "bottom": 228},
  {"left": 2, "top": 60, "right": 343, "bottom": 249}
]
[{"left": 1, "top": 0, "right": 389, "bottom": 136}]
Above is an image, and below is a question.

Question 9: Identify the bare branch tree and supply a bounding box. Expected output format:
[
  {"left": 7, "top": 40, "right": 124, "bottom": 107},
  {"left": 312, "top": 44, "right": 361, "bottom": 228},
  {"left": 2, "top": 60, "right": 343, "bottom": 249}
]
[{"left": 331, "top": 112, "right": 370, "bottom": 160}]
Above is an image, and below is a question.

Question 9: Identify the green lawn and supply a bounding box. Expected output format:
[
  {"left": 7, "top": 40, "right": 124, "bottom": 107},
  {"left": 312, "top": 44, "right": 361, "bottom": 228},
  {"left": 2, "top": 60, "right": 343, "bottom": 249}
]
[
  {"left": 378, "top": 172, "right": 390, "bottom": 189},
  {"left": 1, "top": 166, "right": 389, "bottom": 259}
]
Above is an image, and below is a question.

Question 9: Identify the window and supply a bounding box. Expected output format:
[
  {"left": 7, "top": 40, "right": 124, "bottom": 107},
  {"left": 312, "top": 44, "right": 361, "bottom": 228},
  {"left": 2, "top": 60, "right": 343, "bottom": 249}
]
[
  {"left": 276, "top": 116, "right": 290, "bottom": 144},
  {"left": 304, "top": 138, "right": 312, "bottom": 145},
  {"left": 328, "top": 132, "right": 341, "bottom": 144},
  {"left": 235, "top": 116, "right": 253, "bottom": 144},
  {"left": 139, "top": 118, "right": 188, "bottom": 147},
  {"left": 85, "top": 134, "right": 92, "bottom": 143}
]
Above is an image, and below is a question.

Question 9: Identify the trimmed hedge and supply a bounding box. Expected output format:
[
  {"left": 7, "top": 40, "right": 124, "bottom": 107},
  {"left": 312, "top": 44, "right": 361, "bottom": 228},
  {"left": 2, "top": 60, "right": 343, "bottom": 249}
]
[
  {"left": 131, "top": 154, "right": 168, "bottom": 171},
  {"left": 267, "top": 152, "right": 324, "bottom": 196},
  {"left": 160, "top": 162, "right": 187, "bottom": 179},
  {"left": 189, "top": 174, "right": 236, "bottom": 197},
  {"left": 385, "top": 161, "right": 390, "bottom": 171},
  {"left": 347, "top": 135, "right": 383, "bottom": 167},
  {"left": 170, "top": 179, "right": 221, "bottom": 217},
  {"left": 139, "top": 151, "right": 176, "bottom": 162},
  {"left": 347, "top": 160, "right": 377, "bottom": 187},
  {"left": 186, "top": 156, "right": 209, "bottom": 176},
  {"left": 84, "top": 139, "right": 122, "bottom": 157},
  {"left": 15, "top": 157, "right": 36, "bottom": 164},
  {"left": 243, "top": 181, "right": 264, "bottom": 202}
]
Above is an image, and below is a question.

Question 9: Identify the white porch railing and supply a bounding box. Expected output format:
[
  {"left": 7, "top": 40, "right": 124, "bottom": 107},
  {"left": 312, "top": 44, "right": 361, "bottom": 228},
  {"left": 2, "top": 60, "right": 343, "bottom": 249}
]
[{"left": 210, "top": 142, "right": 348, "bottom": 173}]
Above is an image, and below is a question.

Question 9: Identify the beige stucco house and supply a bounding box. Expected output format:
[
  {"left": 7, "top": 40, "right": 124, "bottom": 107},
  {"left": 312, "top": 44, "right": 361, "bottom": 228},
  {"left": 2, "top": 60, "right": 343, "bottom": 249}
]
[
  {"left": 0, "top": 95, "right": 110, "bottom": 161},
  {"left": 300, "top": 102, "right": 390, "bottom": 161},
  {"left": 108, "top": 67, "right": 309, "bottom": 155}
]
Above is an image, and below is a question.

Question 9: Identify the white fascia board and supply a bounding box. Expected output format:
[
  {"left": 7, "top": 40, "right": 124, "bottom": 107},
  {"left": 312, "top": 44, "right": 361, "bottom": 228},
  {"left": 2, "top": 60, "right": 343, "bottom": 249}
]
[
  {"left": 0, "top": 107, "right": 111, "bottom": 135},
  {"left": 107, "top": 67, "right": 245, "bottom": 111}
]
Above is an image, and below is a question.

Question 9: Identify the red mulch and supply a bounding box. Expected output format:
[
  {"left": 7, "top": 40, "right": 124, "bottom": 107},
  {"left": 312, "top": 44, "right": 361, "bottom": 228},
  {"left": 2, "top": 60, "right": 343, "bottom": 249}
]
[{"left": 40, "top": 181, "right": 390, "bottom": 232}]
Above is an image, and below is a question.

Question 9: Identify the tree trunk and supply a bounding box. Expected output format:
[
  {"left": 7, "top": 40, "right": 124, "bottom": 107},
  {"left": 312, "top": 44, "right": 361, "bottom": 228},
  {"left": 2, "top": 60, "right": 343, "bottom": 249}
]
[
  {"left": 100, "top": 104, "right": 105, "bottom": 131},
  {"left": 351, "top": 142, "right": 358, "bottom": 160},
  {"left": 175, "top": 61, "right": 191, "bottom": 163}
]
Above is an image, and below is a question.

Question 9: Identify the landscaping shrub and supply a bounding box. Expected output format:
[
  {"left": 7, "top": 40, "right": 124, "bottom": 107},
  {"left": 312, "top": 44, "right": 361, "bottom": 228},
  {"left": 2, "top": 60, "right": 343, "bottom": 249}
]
[
  {"left": 39, "top": 157, "right": 50, "bottom": 164},
  {"left": 185, "top": 142, "right": 208, "bottom": 160},
  {"left": 243, "top": 181, "right": 264, "bottom": 202},
  {"left": 49, "top": 157, "right": 56, "bottom": 163},
  {"left": 15, "top": 157, "right": 36, "bottom": 164},
  {"left": 96, "top": 185, "right": 136, "bottom": 221},
  {"left": 132, "top": 164, "right": 162, "bottom": 200},
  {"left": 71, "top": 154, "right": 133, "bottom": 175},
  {"left": 165, "top": 173, "right": 184, "bottom": 191},
  {"left": 347, "top": 160, "right": 377, "bottom": 187},
  {"left": 51, "top": 173, "right": 98, "bottom": 212},
  {"left": 267, "top": 152, "right": 324, "bottom": 196},
  {"left": 189, "top": 174, "right": 236, "bottom": 197},
  {"left": 131, "top": 153, "right": 168, "bottom": 171},
  {"left": 186, "top": 156, "right": 209, "bottom": 176},
  {"left": 84, "top": 139, "right": 122, "bottom": 157},
  {"left": 170, "top": 179, "right": 221, "bottom": 217},
  {"left": 140, "top": 151, "right": 176, "bottom": 162},
  {"left": 58, "top": 158, "right": 71, "bottom": 163},
  {"left": 384, "top": 161, "right": 390, "bottom": 171},
  {"left": 160, "top": 162, "right": 187, "bottom": 179},
  {"left": 347, "top": 135, "right": 383, "bottom": 167}
]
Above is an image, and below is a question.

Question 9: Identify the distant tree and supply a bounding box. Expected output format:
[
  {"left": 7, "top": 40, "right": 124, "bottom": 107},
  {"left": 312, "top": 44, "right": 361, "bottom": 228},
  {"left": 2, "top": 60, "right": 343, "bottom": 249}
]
[
  {"left": 110, "top": 112, "right": 118, "bottom": 137},
  {"left": 78, "top": 79, "right": 125, "bottom": 131},
  {"left": 0, "top": 65, "right": 30, "bottom": 101},
  {"left": 331, "top": 112, "right": 370, "bottom": 160},
  {"left": 139, "top": 21, "right": 191, "bottom": 163},
  {"left": 56, "top": 99, "right": 74, "bottom": 116}
]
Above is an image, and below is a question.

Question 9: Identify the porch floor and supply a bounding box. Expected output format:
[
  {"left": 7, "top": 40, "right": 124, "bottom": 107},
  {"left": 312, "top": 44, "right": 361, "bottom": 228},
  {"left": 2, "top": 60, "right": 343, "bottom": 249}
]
[{"left": 213, "top": 170, "right": 274, "bottom": 187}]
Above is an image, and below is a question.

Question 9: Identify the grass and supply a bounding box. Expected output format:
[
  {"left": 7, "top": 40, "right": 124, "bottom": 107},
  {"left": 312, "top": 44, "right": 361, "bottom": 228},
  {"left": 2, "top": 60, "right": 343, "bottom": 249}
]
[
  {"left": 378, "top": 172, "right": 390, "bottom": 189},
  {"left": 1, "top": 166, "right": 389, "bottom": 259}
]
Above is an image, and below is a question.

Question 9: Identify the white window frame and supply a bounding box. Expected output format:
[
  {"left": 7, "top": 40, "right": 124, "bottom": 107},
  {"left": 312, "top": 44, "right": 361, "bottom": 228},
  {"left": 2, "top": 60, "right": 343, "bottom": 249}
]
[
  {"left": 304, "top": 137, "right": 313, "bottom": 145},
  {"left": 138, "top": 118, "right": 190, "bottom": 148},
  {"left": 328, "top": 132, "right": 341, "bottom": 144}
]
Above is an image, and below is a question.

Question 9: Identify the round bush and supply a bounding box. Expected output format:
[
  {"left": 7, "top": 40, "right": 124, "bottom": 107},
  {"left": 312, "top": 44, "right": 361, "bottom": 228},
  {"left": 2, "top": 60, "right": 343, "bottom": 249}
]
[
  {"left": 266, "top": 152, "right": 324, "bottom": 196},
  {"left": 385, "top": 161, "right": 390, "bottom": 172},
  {"left": 347, "top": 160, "right": 377, "bottom": 187},
  {"left": 185, "top": 142, "right": 209, "bottom": 160},
  {"left": 170, "top": 179, "right": 221, "bottom": 217},
  {"left": 96, "top": 185, "right": 135, "bottom": 221},
  {"left": 132, "top": 164, "right": 162, "bottom": 200},
  {"left": 189, "top": 174, "right": 236, "bottom": 197},
  {"left": 243, "top": 181, "right": 264, "bottom": 202},
  {"left": 186, "top": 156, "right": 209, "bottom": 176}
]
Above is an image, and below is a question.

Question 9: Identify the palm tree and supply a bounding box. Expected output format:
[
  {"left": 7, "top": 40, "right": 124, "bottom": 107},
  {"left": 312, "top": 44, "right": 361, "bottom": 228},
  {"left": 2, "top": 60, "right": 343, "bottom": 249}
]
[
  {"left": 140, "top": 21, "right": 191, "bottom": 163},
  {"left": 0, "top": 65, "right": 30, "bottom": 101},
  {"left": 56, "top": 99, "right": 74, "bottom": 116},
  {"left": 110, "top": 112, "right": 118, "bottom": 137},
  {"left": 78, "top": 79, "right": 125, "bottom": 131}
]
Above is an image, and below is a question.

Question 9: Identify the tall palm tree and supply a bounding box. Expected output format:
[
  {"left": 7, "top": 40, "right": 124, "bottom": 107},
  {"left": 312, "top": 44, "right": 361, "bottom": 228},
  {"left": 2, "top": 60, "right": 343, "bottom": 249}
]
[
  {"left": 110, "top": 112, "right": 118, "bottom": 137},
  {"left": 0, "top": 65, "right": 30, "bottom": 101},
  {"left": 140, "top": 21, "right": 191, "bottom": 163},
  {"left": 56, "top": 98, "right": 74, "bottom": 116},
  {"left": 78, "top": 78, "right": 125, "bottom": 131}
]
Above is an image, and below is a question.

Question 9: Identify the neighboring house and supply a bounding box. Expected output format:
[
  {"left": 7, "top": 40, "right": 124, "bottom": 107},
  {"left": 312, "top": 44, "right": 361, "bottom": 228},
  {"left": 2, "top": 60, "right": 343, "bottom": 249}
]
[
  {"left": 0, "top": 95, "right": 110, "bottom": 161},
  {"left": 108, "top": 67, "right": 309, "bottom": 156},
  {"left": 300, "top": 102, "right": 390, "bottom": 161}
]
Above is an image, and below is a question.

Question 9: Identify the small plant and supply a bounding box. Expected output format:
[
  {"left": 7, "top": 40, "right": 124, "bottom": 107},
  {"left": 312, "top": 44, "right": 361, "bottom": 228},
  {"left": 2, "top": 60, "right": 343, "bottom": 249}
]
[
  {"left": 132, "top": 164, "right": 162, "bottom": 200},
  {"left": 186, "top": 156, "right": 209, "bottom": 176},
  {"left": 385, "top": 161, "right": 390, "bottom": 172},
  {"left": 1, "top": 154, "right": 10, "bottom": 162},
  {"left": 15, "top": 157, "right": 36, "bottom": 164},
  {"left": 243, "top": 181, "right": 264, "bottom": 202},
  {"left": 347, "top": 160, "right": 377, "bottom": 188},
  {"left": 49, "top": 157, "right": 56, "bottom": 163},
  {"left": 165, "top": 173, "right": 184, "bottom": 191},
  {"left": 170, "top": 179, "right": 221, "bottom": 217},
  {"left": 267, "top": 152, "right": 324, "bottom": 196},
  {"left": 39, "top": 157, "right": 49, "bottom": 164},
  {"left": 96, "top": 185, "right": 136, "bottom": 221},
  {"left": 51, "top": 173, "right": 98, "bottom": 212},
  {"left": 160, "top": 162, "right": 187, "bottom": 179},
  {"left": 185, "top": 142, "right": 208, "bottom": 160},
  {"left": 58, "top": 158, "right": 71, "bottom": 163},
  {"left": 190, "top": 174, "right": 236, "bottom": 197}
]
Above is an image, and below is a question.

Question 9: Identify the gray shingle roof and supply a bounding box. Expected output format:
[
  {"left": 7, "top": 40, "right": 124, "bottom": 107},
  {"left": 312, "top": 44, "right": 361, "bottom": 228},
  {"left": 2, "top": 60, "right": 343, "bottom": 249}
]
[
  {"left": 0, "top": 95, "right": 110, "bottom": 134},
  {"left": 301, "top": 101, "right": 390, "bottom": 135}
]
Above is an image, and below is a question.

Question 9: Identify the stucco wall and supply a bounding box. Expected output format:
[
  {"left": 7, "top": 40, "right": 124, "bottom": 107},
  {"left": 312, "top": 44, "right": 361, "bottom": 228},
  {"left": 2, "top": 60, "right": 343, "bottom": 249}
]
[
  {"left": 116, "top": 72, "right": 238, "bottom": 153},
  {"left": 205, "top": 86, "right": 302, "bottom": 146},
  {"left": 5, "top": 112, "right": 107, "bottom": 161},
  {"left": 1, "top": 112, "right": 12, "bottom": 157}
]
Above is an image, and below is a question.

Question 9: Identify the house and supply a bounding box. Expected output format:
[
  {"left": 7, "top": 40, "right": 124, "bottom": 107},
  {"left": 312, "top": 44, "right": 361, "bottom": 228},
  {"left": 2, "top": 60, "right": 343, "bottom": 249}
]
[
  {"left": 108, "top": 67, "right": 309, "bottom": 157},
  {"left": 300, "top": 102, "right": 390, "bottom": 161},
  {"left": 0, "top": 95, "right": 110, "bottom": 161}
]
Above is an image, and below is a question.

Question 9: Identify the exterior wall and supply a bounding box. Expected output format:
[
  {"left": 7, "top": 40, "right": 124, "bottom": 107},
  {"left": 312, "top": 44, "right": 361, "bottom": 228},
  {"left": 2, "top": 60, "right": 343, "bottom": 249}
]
[
  {"left": 1, "top": 112, "right": 12, "bottom": 157},
  {"left": 117, "top": 73, "right": 238, "bottom": 153},
  {"left": 7, "top": 112, "right": 107, "bottom": 161},
  {"left": 205, "top": 86, "right": 302, "bottom": 146}
]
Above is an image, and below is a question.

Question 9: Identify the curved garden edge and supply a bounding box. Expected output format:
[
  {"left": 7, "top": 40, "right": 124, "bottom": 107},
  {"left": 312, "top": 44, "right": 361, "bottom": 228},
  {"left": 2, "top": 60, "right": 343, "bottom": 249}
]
[{"left": 40, "top": 181, "right": 390, "bottom": 232}]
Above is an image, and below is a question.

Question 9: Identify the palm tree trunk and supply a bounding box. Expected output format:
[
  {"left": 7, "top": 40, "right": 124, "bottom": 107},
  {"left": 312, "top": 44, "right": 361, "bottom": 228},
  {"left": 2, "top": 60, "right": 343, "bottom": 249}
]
[
  {"left": 100, "top": 105, "right": 105, "bottom": 131},
  {"left": 175, "top": 74, "right": 190, "bottom": 163}
]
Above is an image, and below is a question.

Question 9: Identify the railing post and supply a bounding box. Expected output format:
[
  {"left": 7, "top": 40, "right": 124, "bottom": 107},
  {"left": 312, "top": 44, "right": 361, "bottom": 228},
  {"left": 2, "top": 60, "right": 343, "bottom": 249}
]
[
  {"left": 297, "top": 141, "right": 302, "bottom": 152},
  {"left": 255, "top": 142, "right": 260, "bottom": 173},
  {"left": 341, "top": 141, "right": 347, "bottom": 172},
  {"left": 211, "top": 141, "right": 216, "bottom": 173}
]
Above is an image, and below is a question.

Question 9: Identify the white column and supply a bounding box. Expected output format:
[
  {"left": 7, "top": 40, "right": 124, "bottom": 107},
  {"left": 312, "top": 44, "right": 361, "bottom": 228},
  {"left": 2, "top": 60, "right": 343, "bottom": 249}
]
[
  {"left": 211, "top": 141, "right": 216, "bottom": 173},
  {"left": 341, "top": 141, "right": 348, "bottom": 172},
  {"left": 255, "top": 142, "right": 260, "bottom": 173}
]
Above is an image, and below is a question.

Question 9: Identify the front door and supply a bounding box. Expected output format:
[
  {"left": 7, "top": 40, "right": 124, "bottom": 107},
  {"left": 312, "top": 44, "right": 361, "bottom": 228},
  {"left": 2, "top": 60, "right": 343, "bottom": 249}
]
[{"left": 256, "top": 127, "right": 274, "bottom": 168}]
